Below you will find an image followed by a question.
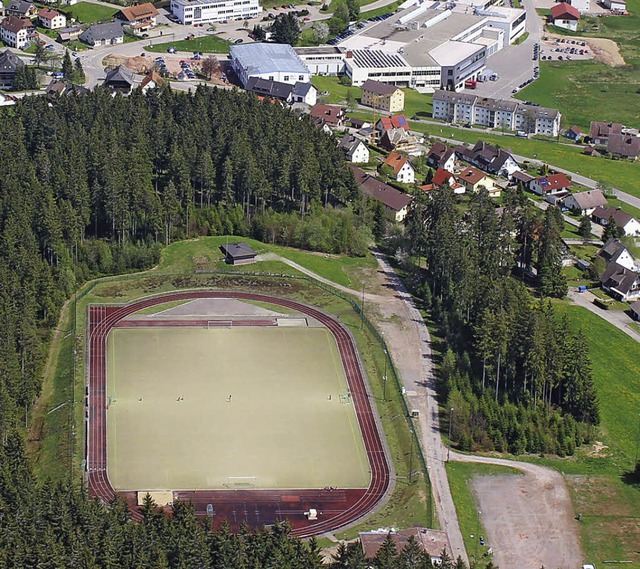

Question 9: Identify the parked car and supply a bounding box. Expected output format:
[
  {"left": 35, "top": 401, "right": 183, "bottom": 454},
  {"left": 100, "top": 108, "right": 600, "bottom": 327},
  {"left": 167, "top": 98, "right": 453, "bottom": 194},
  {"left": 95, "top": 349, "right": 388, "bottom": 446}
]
[{"left": 167, "top": 46, "right": 176, "bottom": 53}]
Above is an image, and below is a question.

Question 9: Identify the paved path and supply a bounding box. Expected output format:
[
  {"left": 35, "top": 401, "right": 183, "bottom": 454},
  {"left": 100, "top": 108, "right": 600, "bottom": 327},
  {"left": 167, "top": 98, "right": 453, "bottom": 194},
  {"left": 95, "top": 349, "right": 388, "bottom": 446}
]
[{"left": 568, "top": 288, "right": 640, "bottom": 343}]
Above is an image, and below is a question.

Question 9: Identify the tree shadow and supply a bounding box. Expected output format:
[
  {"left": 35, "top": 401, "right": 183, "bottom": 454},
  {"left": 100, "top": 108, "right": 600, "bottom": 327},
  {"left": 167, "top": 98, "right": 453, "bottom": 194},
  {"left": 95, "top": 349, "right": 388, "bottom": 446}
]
[{"left": 621, "top": 464, "right": 640, "bottom": 489}]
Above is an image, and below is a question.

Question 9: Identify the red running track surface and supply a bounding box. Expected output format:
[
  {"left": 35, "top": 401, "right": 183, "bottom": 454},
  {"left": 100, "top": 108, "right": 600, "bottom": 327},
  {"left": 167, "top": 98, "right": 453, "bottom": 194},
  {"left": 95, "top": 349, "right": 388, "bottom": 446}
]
[{"left": 87, "top": 292, "right": 390, "bottom": 537}]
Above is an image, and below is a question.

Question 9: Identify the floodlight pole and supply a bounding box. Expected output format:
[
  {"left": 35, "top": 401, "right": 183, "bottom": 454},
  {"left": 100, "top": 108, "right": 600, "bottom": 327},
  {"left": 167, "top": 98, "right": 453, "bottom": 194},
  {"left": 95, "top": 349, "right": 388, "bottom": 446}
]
[
  {"left": 473, "top": 510, "right": 482, "bottom": 567},
  {"left": 409, "top": 428, "right": 414, "bottom": 484},
  {"left": 382, "top": 349, "right": 388, "bottom": 401},
  {"left": 447, "top": 407, "right": 454, "bottom": 462},
  {"left": 360, "top": 283, "right": 365, "bottom": 330},
  {"left": 635, "top": 413, "right": 640, "bottom": 466}
]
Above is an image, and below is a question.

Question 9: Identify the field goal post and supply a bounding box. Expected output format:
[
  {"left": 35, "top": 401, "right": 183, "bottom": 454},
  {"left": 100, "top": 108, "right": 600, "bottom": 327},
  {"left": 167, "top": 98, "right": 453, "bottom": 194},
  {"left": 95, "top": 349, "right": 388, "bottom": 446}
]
[
  {"left": 225, "top": 476, "right": 258, "bottom": 488},
  {"left": 207, "top": 320, "right": 233, "bottom": 329}
]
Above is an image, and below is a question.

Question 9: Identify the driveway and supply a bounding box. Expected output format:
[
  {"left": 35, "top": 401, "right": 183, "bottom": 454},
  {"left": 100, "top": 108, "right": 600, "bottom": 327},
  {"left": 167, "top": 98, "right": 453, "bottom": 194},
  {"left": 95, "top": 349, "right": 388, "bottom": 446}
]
[{"left": 568, "top": 288, "right": 640, "bottom": 343}]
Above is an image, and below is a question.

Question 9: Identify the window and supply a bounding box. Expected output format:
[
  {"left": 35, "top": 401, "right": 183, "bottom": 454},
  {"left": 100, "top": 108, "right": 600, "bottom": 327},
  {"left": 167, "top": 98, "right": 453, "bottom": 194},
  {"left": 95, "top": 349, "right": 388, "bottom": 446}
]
[
  {"left": 284, "top": 75, "right": 289, "bottom": 81},
  {"left": 299, "top": 75, "right": 303, "bottom": 80}
]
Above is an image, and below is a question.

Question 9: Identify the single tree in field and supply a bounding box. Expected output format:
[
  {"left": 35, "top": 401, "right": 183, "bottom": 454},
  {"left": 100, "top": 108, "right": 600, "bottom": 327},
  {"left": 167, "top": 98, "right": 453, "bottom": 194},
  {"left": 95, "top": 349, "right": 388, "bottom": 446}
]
[
  {"left": 201, "top": 56, "right": 220, "bottom": 80},
  {"left": 578, "top": 215, "right": 592, "bottom": 239}
]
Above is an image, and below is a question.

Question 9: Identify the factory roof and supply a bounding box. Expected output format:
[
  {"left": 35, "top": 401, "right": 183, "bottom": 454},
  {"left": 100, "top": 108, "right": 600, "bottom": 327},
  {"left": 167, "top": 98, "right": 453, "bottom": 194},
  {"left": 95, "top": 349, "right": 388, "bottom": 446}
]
[{"left": 231, "top": 43, "right": 309, "bottom": 78}]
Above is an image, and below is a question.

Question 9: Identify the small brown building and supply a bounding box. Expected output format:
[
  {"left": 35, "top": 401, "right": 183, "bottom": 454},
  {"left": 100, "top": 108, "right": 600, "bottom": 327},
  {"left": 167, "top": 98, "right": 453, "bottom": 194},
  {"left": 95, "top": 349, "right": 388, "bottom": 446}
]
[{"left": 220, "top": 242, "right": 257, "bottom": 265}]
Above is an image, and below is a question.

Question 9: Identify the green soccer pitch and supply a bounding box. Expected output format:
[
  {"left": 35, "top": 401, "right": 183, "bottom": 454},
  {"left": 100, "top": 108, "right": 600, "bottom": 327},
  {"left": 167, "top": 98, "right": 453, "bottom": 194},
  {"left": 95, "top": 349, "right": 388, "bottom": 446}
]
[{"left": 106, "top": 326, "right": 370, "bottom": 491}]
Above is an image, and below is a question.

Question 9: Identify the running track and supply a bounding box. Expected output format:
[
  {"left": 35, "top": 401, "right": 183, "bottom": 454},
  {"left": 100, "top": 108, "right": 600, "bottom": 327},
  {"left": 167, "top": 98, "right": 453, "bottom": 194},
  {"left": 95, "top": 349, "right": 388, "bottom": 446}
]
[{"left": 87, "top": 291, "right": 391, "bottom": 537}]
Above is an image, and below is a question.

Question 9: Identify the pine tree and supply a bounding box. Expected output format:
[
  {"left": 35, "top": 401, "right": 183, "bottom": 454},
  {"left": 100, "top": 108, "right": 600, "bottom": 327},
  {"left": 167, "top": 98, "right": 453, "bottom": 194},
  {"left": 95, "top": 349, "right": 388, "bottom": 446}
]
[{"left": 62, "top": 51, "right": 73, "bottom": 79}]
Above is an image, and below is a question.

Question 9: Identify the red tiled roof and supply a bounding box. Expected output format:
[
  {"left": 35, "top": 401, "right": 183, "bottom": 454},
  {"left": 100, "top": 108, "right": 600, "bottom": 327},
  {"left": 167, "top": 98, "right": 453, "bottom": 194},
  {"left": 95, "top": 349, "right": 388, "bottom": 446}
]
[
  {"left": 38, "top": 7, "right": 62, "bottom": 19},
  {"left": 433, "top": 167, "right": 454, "bottom": 186},
  {"left": 551, "top": 2, "right": 580, "bottom": 19},
  {"left": 459, "top": 166, "right": 486, "bottom": 185},
  {"left": 118, "top": 2, "right": 158, "bottom": 21},
  {"left": 378, "top": 114, "right": 409, "bottom": 131},
  {"left": 535, "top": 173, "right": 571, "bottom": 192},
  {"left": 383, "top": 151, "right": 411, "bottom": 176}
]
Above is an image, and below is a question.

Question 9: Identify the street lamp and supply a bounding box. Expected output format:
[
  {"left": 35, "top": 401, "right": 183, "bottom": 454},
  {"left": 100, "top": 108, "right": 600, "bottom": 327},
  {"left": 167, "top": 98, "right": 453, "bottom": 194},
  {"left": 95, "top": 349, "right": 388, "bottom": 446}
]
[{"left": 408, "top": 428, "right": 415, "bottom": 484}]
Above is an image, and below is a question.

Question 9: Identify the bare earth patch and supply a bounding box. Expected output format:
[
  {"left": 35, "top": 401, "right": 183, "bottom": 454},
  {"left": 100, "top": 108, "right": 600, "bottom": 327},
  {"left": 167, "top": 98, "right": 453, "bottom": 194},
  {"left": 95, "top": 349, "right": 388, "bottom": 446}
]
[
  {"left": 587, "top": 441, "right": 609, "bottom": 457},
  {"left": 466, "top": 461, "right": 582, "bottom": 569},
  {"left": 576, "top": 36, "right": 625, "bottom": 67}
]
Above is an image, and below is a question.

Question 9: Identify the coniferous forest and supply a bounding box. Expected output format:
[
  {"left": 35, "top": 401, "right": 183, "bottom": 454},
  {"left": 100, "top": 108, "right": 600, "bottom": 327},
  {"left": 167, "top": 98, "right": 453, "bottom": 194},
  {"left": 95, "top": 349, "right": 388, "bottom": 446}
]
[
  {"left": 0, "top": 86, "right": 379, "bottom": 567},
  {"left": 403, "top": 187, "right": 599, "bottom": 456}
]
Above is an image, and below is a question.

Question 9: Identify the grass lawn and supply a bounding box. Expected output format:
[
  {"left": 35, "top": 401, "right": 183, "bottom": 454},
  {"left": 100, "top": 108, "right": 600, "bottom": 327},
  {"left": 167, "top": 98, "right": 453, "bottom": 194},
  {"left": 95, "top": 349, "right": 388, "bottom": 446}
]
[
  {"left": 61, "top": 1, "right": 119, "bottom": 24},
  {"left": 360, "top": 0, "right": 402, "bottom": 19},
  {"left": 145, "top": 34, "right": 230, "bottom": 54},
  {"left": 158, "top": 236, "right": 377, "bottom": 290},
  {"left": 409, "top": 123, "right": 640, "bottom": 200},
  {"left": 446, "top": 462, "right": 521, "bottom": 567},
  {"left": 554, "top": 303, "right": 640, "bottom": 465},
  {"left": 515, "top": 61, "right": 640, "bottom": 131},
  {"left": 312, "top": 75, "right": 433, "bottom": 120}
]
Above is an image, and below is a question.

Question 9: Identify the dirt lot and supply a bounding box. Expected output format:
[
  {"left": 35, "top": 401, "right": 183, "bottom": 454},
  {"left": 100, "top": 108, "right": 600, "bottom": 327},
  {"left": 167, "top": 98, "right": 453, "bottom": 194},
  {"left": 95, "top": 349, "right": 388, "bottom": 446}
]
[
  {"left": 102, "top": 54, "right": 228, "bottom": 85},
  {"left": 455, "top": 454, "right": 582, "bottom": 569},
  {"left": 542, "top": 34, "right": 625, "bottom": 66}
]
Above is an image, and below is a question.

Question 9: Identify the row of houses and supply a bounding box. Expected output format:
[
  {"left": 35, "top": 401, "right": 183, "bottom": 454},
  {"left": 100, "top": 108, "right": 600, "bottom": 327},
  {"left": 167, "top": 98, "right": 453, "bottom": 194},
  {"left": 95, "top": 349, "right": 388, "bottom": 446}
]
[
  {"left": 432, "top": 90, "right": 562, "bottom": 137},
  {"left": 0, "top": 2, "right": 158, "bottom": 49}
]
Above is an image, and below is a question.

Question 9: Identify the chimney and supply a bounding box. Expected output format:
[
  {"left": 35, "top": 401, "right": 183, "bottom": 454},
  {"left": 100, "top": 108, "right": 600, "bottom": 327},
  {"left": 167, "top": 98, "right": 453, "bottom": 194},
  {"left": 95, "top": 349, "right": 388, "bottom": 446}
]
[{"left": 346, "top": 51, "right": 353, "bottom": 59}]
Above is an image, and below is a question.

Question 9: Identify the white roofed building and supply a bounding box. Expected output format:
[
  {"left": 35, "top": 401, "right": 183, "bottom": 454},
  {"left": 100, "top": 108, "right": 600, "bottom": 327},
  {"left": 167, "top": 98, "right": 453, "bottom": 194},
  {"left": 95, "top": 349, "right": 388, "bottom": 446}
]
[
  {"left": 231, "top": 43, "right": 311, "bottom": 87},
  {"left": 170, "top": 0, "right": 261, "bottom": 24}
]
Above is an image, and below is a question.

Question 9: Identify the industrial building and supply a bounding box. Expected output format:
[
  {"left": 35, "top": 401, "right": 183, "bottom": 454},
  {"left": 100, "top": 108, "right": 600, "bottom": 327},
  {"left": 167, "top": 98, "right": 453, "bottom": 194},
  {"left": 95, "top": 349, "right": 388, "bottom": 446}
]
[
  {"left": 169, "top": 0, "right": 261, "bottom": 25},
  {"left": 231, "top": 43, "right": 311, "bottom": 87},
  {"left": 298, "top": 0, "right": 525, "bottom": 92}
]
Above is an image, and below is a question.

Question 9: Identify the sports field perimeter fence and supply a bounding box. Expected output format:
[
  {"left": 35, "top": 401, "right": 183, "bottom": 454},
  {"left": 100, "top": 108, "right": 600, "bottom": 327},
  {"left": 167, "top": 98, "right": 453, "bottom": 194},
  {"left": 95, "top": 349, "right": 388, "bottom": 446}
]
[{"left": 69, "top": 266, "right": 434, "bottom": 527}]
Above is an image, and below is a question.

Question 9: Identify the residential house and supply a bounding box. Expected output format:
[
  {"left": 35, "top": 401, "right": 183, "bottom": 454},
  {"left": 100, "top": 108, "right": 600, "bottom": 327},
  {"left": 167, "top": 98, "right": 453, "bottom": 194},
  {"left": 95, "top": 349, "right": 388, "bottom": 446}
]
[
  {"left": 458, "top": 166, "right": 500, "bottom": 196},
  {"left": 598, "top": 238, "right": 638, "bottom": 272},
  {"left": 0, "top": 15, "right": 36, "bottom": 49},
  {"left": 511, "top": 170, "right": 535, "bottom": 189},
  {"left": 432, "top": 90, "right": 562, "bottom": 136},
  {"left": 564, "top": 189, "right": 607, "bottom": 215},
  {"left": 0, "top": 92, "right": 17, "bottom": 106},
  {"left": 116, "top": 3, "right": 158, "bottom": 33},
  {"left": 360, "top": 528, "right": 453, "bottom": 566},
  {"left": 583, "top": 146, "right": 602, "bottom": 158},
  {"left": 310, "top": 103, "right": 346, "bottom": 129},
  {"left": 630, "top": 299, "right": 640, "bottom": 321},
  {"left": 550, "top": 2, "right": 581, "bottom": 32},
  {"left": 529, "top": 173, "right": 572, "bottom": 196},
  {"left": 569, "top": 0, "right": 590, "bottom": 12},
  {"left": 246, "top": 77, "right": 316, "bottom": 105},
  {"left": 45, "top": 79, "right": 89, "bottom": 99},
  {"left": 0, "top": 48, "right": 25, "bottom": 89},
  {"left": 589, "top": 121, "right": 623, "bottom": 145},
  {"left": 338, "top": 134, "right": 369, "bottom": 163},
  {"left": 433, "top": 167, "right": 465, "bottom": 194},
  {"left": 361, "top": 79, "right": 404, "bottom": 113},
  {"left": 565, "top": 125, "right": 583, "bottom": 141},
  {"left": 348, "top": 117, "right": 371, "bottom": 130},
  {"left": 603, "top": 0, "right": 626, "bottom": 11},
  {"left": 140, "top": 70, "right": 164, "bottom": 93},
  {"left": 57, "top": 26, "right": 82, "bottom": 42},
  {"left": 600, "top": 262, "right": 640, "bottom": 301},
  {"left": 456, "top": 141, "right": 521, "bottom": 178},
  {"left": 379, "top": 128, "right": 420, "bottom": 155},
  {"left": 606, "top": 134, "right": 640, "bottom": 160},
  {"left": 591, "top": 207, "right": 640, "bottom": 236},
  {"left": 6, "top": 0, "right": 37, "bottom": 19},
  {"left": 80, "top": 22, "right": 124, "bottom": 47},
  {"left": 382, "top": 151, "right": 415, "bottom": 184},
  {"left": 349, "top": 165, "right": 412, "bottom": 222},
  {"left": 38, "top": 8, "right": 66, "bottom": 30},
  {"left": 376, "top": 114, "right": 410, "bottom": 135},
  {"left": 103, "top": 65, "right": 134, "bottom": 93},
  {"left": 426, "top": 142, "right": 456, "bottom": 172}
]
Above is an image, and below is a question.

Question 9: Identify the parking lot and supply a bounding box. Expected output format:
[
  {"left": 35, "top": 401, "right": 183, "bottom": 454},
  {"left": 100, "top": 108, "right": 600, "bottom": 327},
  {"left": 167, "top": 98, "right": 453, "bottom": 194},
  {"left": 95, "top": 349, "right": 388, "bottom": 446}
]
[{"left": 541, "top": 35, "right": 592, "bottom": 62}]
